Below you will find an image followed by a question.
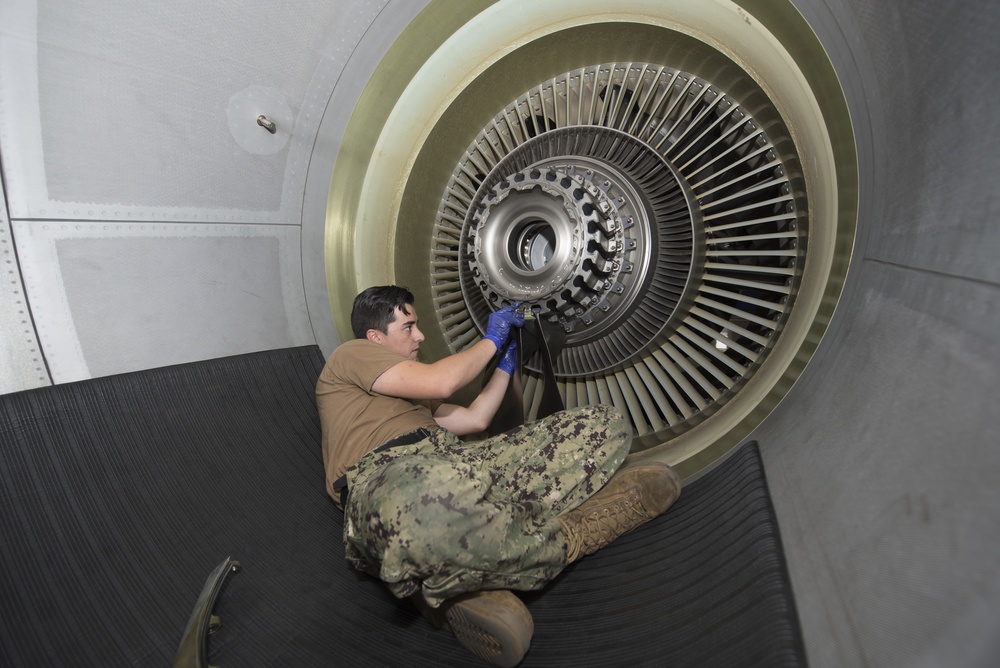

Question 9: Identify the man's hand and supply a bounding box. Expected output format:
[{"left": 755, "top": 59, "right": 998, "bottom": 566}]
[
  {"left": 483, "top": 303, "right": 525, "bottom": 352},
  {"left": 498, "top": 339, "right": 519, "bottom": 376}
]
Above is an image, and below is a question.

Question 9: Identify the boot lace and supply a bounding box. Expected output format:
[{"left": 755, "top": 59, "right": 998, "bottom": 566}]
[{"left": 563, "top": 484, "right": 653, "bottom": 561}]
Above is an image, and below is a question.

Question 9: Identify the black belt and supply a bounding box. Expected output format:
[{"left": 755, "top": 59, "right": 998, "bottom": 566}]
[{"left": 332, "top": 427, "right": 433, "bottom": 507}]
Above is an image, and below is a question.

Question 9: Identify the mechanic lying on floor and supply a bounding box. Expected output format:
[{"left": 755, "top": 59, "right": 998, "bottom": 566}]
[{"left": 316, "top": 285, "right": 681, "bottom": 666}]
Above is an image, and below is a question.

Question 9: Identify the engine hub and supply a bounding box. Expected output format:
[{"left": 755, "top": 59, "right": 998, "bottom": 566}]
[{"left": 467, "top": 161, "right": 644, "bottom": 337}]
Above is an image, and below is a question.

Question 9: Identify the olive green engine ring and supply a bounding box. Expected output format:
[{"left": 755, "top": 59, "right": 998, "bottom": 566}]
[{"left": 325, "top": 0, "right": 857, "bottom": 478}]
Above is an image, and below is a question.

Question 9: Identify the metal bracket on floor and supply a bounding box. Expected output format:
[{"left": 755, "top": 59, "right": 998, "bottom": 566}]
[{"left": 172, "top": 557, "right": 241, "bottom": 668}]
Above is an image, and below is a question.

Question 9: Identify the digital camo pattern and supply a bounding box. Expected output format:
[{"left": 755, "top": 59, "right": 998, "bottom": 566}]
[{"left": 342, "top": 405, "right": 631, "bottom": 607}]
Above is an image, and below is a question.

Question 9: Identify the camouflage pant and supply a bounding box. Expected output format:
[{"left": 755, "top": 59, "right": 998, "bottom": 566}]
[{"left": 342, "top": 405, "right": 631, "bottom": 607}]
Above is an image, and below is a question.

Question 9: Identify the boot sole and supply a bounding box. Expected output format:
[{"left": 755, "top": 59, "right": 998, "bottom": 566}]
[{"left": 444, "top": 591, "right": 533, "bottom": 667}]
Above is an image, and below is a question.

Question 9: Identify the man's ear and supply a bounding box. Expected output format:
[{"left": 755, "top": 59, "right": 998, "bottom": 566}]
[{"left": 366, "top": 329, "right": 382, "bottom": 344}]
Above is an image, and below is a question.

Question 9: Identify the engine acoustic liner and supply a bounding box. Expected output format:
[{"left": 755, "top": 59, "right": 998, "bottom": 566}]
[{"left": 0, "top": 346, "right": 804, "bottom": 666}]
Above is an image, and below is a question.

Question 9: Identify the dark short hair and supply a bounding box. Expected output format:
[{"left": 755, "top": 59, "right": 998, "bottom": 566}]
[{"left": 351, "top": 285, "right": 415, "bottom": 339}]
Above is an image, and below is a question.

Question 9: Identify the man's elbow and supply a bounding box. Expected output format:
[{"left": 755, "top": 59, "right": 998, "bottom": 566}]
[
  {"left": 451, "top": 412, "right": 491, "bottom": 436},
  {"left": 470, "top": 413, "right": 492, "bottom": 434},
  {"left": 438, "top": 370, "right": 481, "bottom": 400}
]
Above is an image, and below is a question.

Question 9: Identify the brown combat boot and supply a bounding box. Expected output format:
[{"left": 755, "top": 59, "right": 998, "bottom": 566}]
[
  {"left": 413, "top": 590, "right": 533, "bottom": 667},
  {"left": 558, "top": 460, "right": 681, "bottom": 562}
]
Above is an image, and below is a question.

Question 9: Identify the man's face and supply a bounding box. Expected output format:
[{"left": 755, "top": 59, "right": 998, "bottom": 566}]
[{"left": 370, "top": 305, "right": 425, "bottom": 360}]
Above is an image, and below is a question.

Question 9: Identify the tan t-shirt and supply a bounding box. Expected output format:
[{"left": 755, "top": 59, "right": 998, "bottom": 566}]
[{"left": 316, "top": 338, "right": 441, "bottom": 502}]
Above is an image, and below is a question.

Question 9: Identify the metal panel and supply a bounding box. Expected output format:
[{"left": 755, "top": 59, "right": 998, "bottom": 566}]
[
  {"left": 13, "top": 220, "right": 312, "bottom": 382},
  {"left": 847, "top": 0, "right": 1000, "bottom": 286},
  {"left": 0, "top": 0, "right": 394, "bottom": 380},
  {"left": 756, "top": 261, "right": 1000, "bottom": 667},
  {"left": 0, "top": 176, "right": 50, "bottom": 392},
  {"left": 757, "top": 2, "right": 1000, "bottom": 665},
  {"left": 0, "top": 0, "right": 389, "bottom": 226}
]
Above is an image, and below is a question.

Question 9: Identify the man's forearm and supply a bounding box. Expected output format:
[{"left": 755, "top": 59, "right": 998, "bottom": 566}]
[
  {"left": 433, "top": 366, "right": 511, "bottom": 435},
  {"left": 467, "top": 367, "right": 512, "bottom": 427}
]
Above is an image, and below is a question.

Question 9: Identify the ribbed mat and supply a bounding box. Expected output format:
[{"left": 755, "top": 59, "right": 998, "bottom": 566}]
[{"left": 0, "top": 346, "right": 805, "bottom": 666}]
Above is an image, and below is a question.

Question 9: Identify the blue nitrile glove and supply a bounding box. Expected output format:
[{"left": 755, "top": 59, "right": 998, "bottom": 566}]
[
  {"left": 484, "top": 303, "right": 525, "bottom": 352},
  {"left": 498, "top": 338, "right": 519, "bottom": 376}
]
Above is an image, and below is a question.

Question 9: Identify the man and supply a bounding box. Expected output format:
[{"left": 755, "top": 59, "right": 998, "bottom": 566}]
[{"left": 316, "top": 285, "right": 680, "bottom": 666}]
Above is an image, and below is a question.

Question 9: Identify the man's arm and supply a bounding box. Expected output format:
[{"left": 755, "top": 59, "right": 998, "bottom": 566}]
[
  {"left": 371, "top": 303, "right": 524, "bottom": 400},
  {"left": 432, "top": 366, "right": 512, "bottom": 436},
  {"left": 371, "top": 338, "right": 498, "bottom": 400}
]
